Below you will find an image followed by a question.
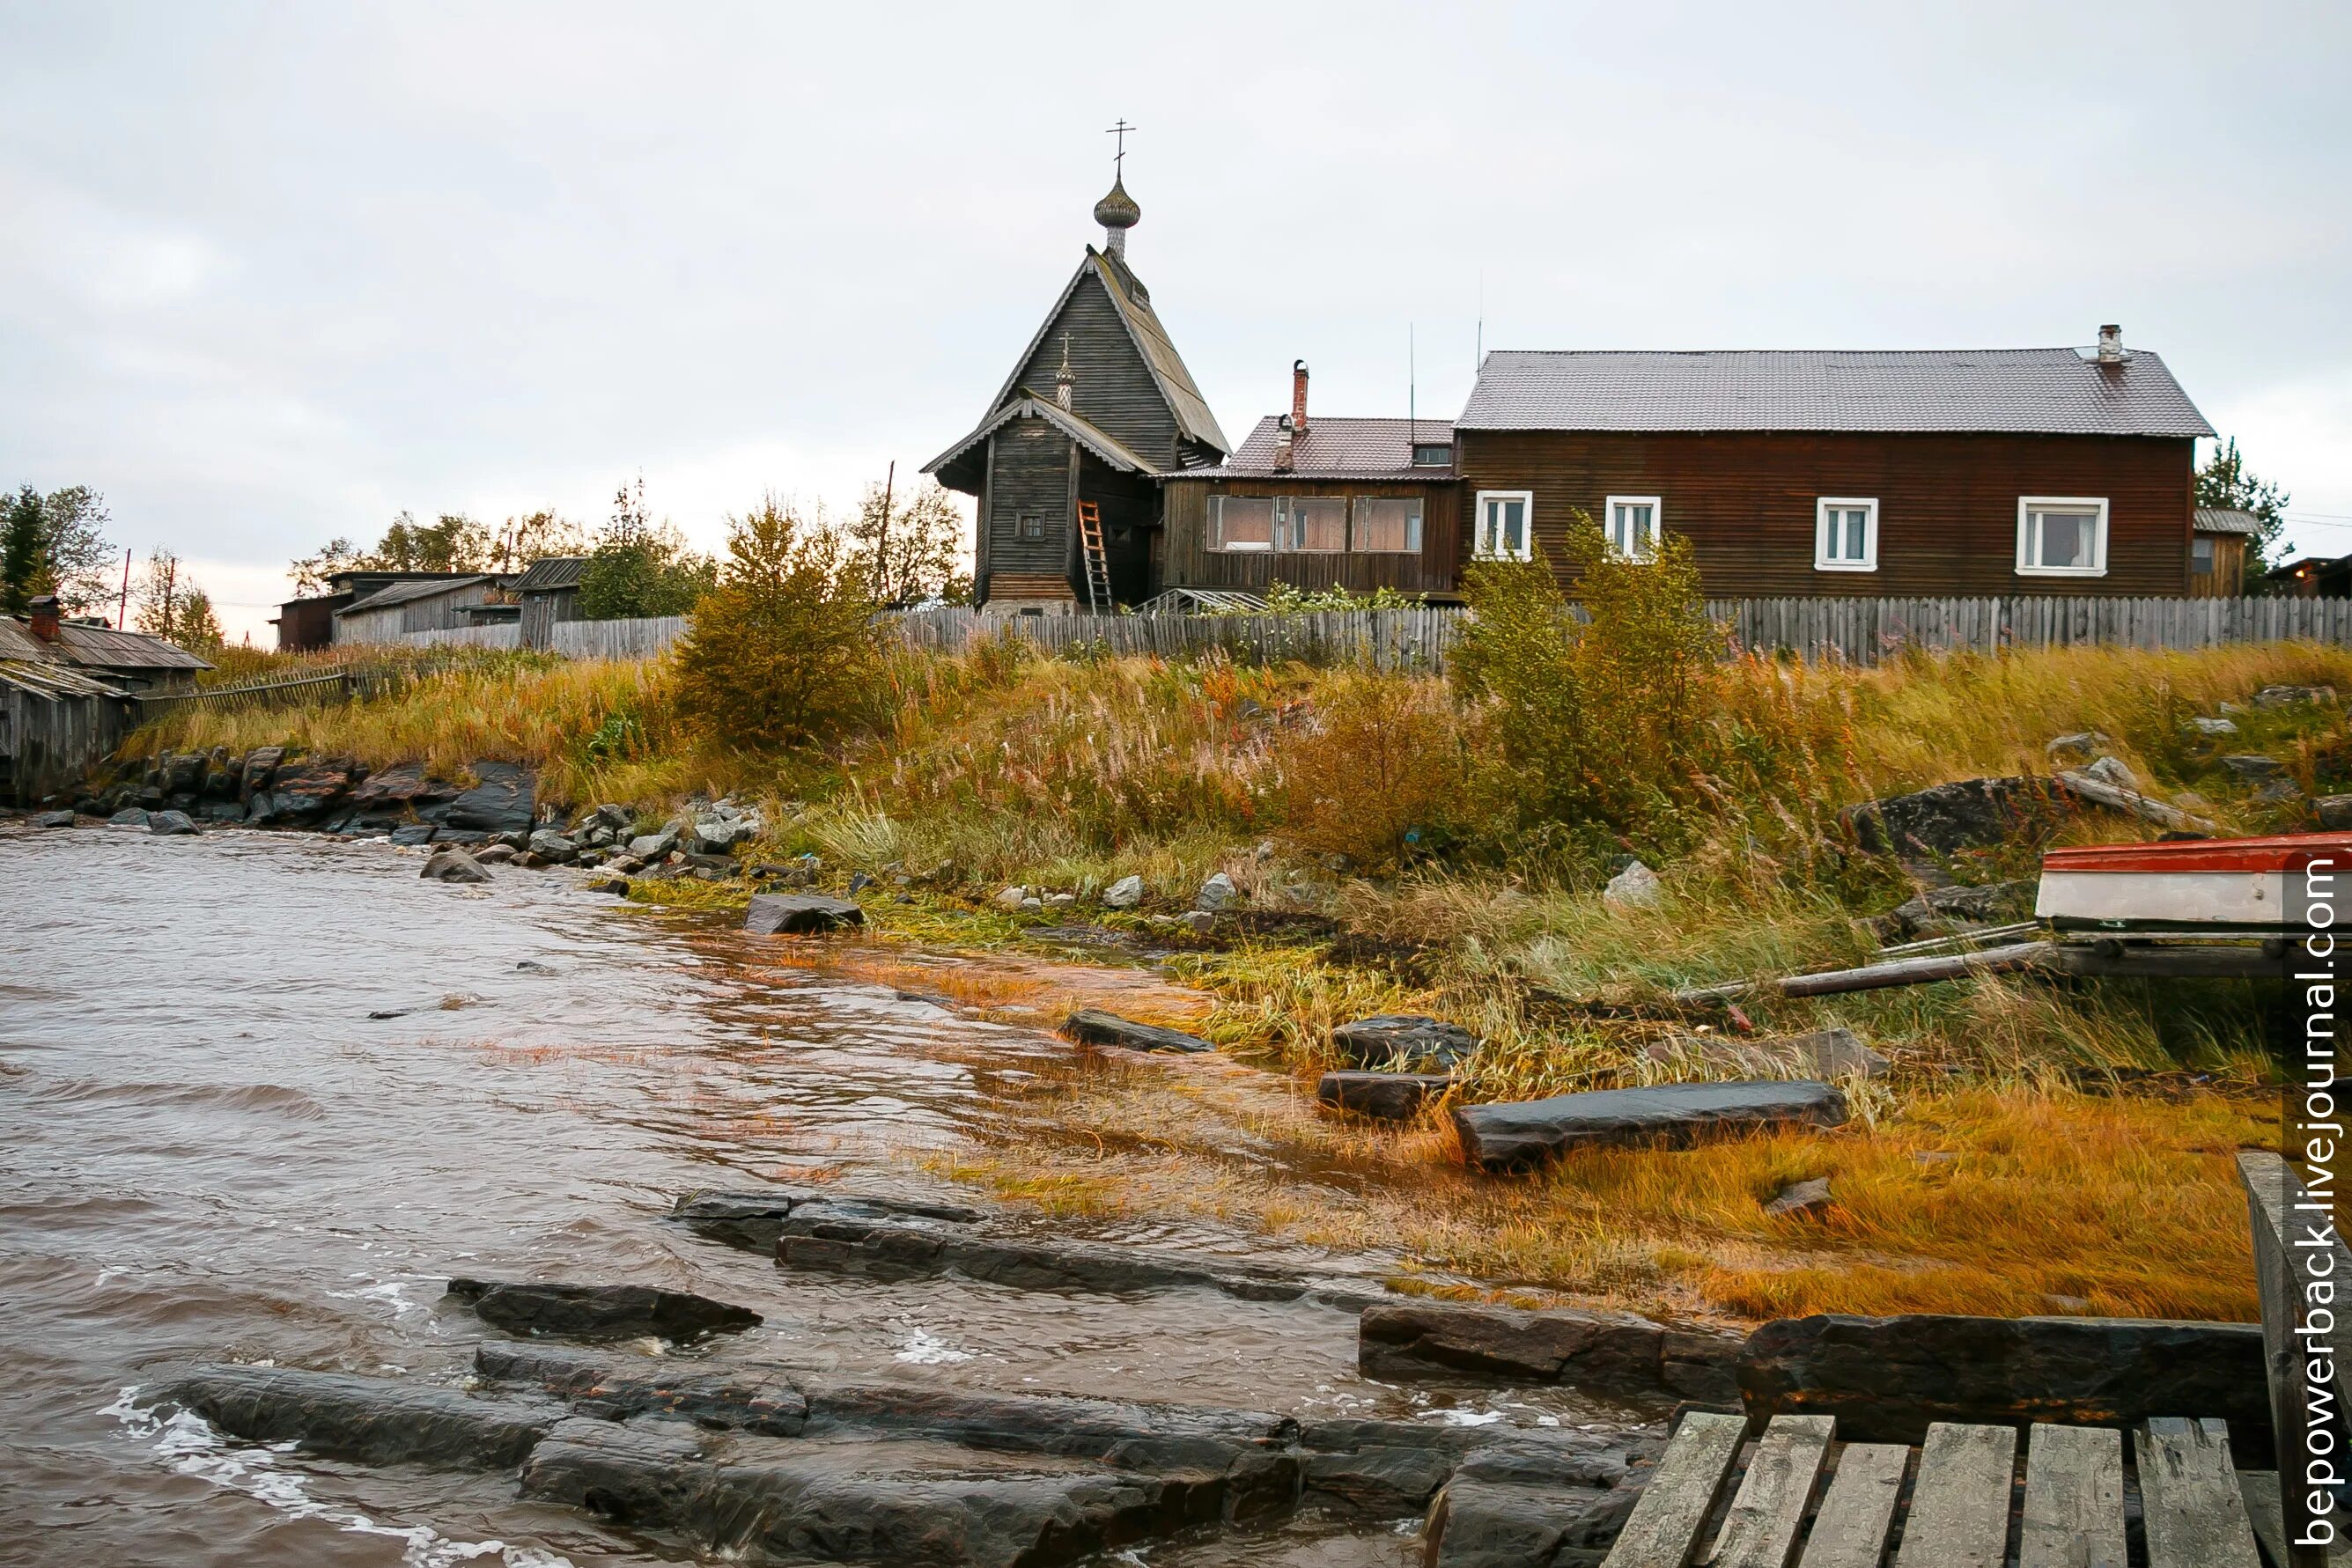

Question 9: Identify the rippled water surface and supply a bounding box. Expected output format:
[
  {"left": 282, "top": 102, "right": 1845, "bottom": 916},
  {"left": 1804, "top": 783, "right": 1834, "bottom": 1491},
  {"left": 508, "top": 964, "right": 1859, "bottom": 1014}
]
[{"left": 0, "top": 827, "right": 1622, "bottom": 1567}]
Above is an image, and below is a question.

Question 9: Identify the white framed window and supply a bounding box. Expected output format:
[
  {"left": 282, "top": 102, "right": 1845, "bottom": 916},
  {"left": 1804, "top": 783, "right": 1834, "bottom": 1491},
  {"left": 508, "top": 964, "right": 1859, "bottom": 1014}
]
[
  {"left": 1353, "top": 497, "right": 1423, "bottom": 554},
  {"left": 1604, "top": 496, "right": 1660, "bottom": 563},
  {"left": 1276, "top": 497, "right": 1346, "bottom": 552},
  {"left": 1474, "top": 490, "right": 1532, "bottom": 559},
  {"left": 1210, "top": 495, "right": 1275, "bottom": 552},
  {"left": 2017, "top": 497, "right": 2109, "bottom": 576},
  {"left": 1815, "top": 497, "right": 1878, "bottom": 571}
]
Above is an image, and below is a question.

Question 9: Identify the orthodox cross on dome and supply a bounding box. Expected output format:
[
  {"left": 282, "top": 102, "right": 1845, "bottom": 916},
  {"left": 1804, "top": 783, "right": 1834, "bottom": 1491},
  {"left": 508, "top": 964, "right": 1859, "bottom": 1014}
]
[
  {"left": 1094, "top": 121, "right": 1141, "bottom": 257},
  {"left": 1106, "top": 118, "right": 1135, "bottom": 174}
]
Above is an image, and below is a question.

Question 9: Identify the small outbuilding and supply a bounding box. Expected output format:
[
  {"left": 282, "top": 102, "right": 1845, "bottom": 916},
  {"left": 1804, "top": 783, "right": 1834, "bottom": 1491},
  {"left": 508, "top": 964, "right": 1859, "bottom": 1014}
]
[
  {"left": 2190, "top": 507, "right": 2263, "bottom": 597},
  {"left": 332, "top": 575, "right": 508, "bottom": 644},
  {"left": 512, "top": 556, "right": 590, "bottom": 647}
]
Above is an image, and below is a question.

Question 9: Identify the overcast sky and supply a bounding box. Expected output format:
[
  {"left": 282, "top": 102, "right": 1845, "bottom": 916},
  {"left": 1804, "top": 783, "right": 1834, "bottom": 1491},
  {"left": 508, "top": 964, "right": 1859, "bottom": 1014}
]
[{"left": 3, "top": 1, "right": 2346, "bottom": 642}]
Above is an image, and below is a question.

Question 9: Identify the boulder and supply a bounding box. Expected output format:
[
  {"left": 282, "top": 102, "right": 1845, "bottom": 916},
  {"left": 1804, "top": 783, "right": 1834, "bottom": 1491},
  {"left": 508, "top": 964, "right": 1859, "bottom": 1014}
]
[
  {"left": 669, "top": 1189, "right": 984, "bottom": 1255},
  {"left": 1316, "top": 1071, "right": 1453, "bottom": 1121},
  {"left": 346, "top": 762, "right": 454, "bottom": 813},
  {"left": 1603, "top": 860, "right": 1663, "bottom": 909},
  {"left": 443, "top": 762, "right": 536, "bottom": 835},
  {"left": 1869, "top": 879, "right": 2034, "bottom": 942},
  {"left": 420, "top": 846, "right": 494, "bottom": 884},
  {"left": 144, "top": 1365, "right": 557, "bottom": 1471},
  {"left": 1422, "top": 1475, "right": 1635, "bottom": 1568},
  {"left": 627, "top": 825, "right": 680, "bottom": 859},
  {"left": 147, "top": 809, "right": 199, "bottom": 836},
  {"left": 2043, "top": 732, "right": 2108, "bottom": 761},
  {"left": 388, "top": 823, "right": 435, "bottom": 846},
  {"left": 744, "top": 893, "right": 864, "bottom": 935},
  {"left": 2191, "top": 716, "right": 2239, "bottom": 735},
  {"left": 201, "top": 747, "right": 238, "bottom": 799},
  {"left": 33, "top": 809, "right": 74, "bottom": 828},
  {"left": 1762, "top": 1177, "right": 1833, "bottom": 1218},
  {"left": 593, "top": 802, "right": 633, "bottom": 830},
  {"left": 199, "top": 799, "right": 247, "bottom": 822},
  {"left": 2223, "top": 754, "right": 2286, "bottom": 780},
  {"left": 160, "top": 751, "right": 204, "bottom": 796},
  {"left": 266, "top": 757, "right": 357, "bottom": 823},
  {"left": 993, "top": 884, "right": 1031, "bottom": 911},
  {"left": 1454, "top": 1080, "right": 1849, "bottom": 1171},
  {"left": 2255, "top": 684, "right": 2335, "bottom": 709},
  {"left": 527, "top": 828, "right": 579, "bottom": 864},
  {"left": 690, "top": 815, "right": 752, "bottom": 853},
  {"left": 238, "top": 746, "right": 283, "bottom": 802},
  {"left": 1196, "top": 872, "right": 1240, "bottom": 910},
  {"left": 2079, "top": 755, "right": 2139, "bottom": 791},
  {"left": 1842, "top": 776, "right": 2063, "bottom": 858},
  {"left": 106, "top": 807, "right": 150, "bottom": 829},
  {"left": 1332, "top": 1014, "right": 1480, "bottom": 1070},
  {"left": 445, "top": 1277, "right": 761, "bottom": 1342},
  {"left": 1737, "top": 1313, "right": 2272, "bottom": 1461},
  {"left": 1103, "top": 873, "right": 1145, "bottom": 909},
  {"left": 2316, "top": 794, "right": 2352, "bottom": 830},
  {"left": 1060, "top": 1008, "right": 1213, "bottom": 1054},
  {"left": 1359, "top": 1301, "right": 1741, "bottom": 1402},
  {"left": 475, "top": 843, "right": 518, "bottom": 864}
]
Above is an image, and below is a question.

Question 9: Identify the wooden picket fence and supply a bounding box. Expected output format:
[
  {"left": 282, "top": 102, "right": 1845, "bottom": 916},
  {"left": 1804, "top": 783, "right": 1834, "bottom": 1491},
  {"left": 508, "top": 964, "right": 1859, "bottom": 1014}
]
[{"left": 383, "top": 596, "right": 2352, "bottom": 673}]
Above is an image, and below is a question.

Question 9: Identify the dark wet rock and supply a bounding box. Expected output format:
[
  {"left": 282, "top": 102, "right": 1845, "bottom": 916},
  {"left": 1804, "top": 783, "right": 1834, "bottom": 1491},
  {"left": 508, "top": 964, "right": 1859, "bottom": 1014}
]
[
  {"left": 148, "top": 809, "right": 199, "bottom": 836},
  {"left": 144, "top": 1365, "right": 557, "bottom": 1470},
  {"left": 1331, "top": 1014, "right": 1480, "bottom": 1071},
  {"left": 1738, "top": 1313, "right": 2272, "bottom": 1461},
  {"left": 745, "top": 893, "right": 864, "bottom": 935},
  {"left": 770, "top": 1201, "right": 1377, "bottom": 1308},
  {"left": 347, "top": 762, "right": 456, "bottom": 813},
  {"left": 446, "top": 1278, "right": 761, "bottom": 1343},
  {"left": 160, "top": 750, "right": 204, "bottom": 796},
  {"left": 629, "top": 825, "right": 682, "bottom": 859},
  {"left": 238, "top": 746, "right": 283, "bottom": 802},
  {"left": 107, "top": 806, "right": 150, "bottom": 828},
  {"left": 527, "top": 828, "right": 579, "bottom": 863},
  {"left": 1841, "top": 775, "right": 2065, "bottom": 857},
  {"left": 33, "top": 809, "right": 74, "bottom": 828},
  {"left": 1359, "top": 1303, "right": 1739, "bottom": 1403},
  {"left": 444, "top": 761, "right": 536, "bottom": 835},
  {"left": 1762, "top": 1177, "right": 1833, "bottom": 1218},
  {"left": 1868, "top": 880, "right": 2035, "bottom": 942},
  {"left": 2223, "top": 754, "right": 2287, "bottom": 780},
  {"left": 476, "top": 1343, "right": 812, "bottom": 1435},
  {"left": 1647, "top": 1027, "right": 1888, "bottom": 1082},
  {"left": 388, "top": 823, "right": 435, "bottom": 846},
  {"left": 1059, "top": 1008, "right": 1213, "bottom": 1054},
  {"left": 587, "top": 875, "right": 631, "bottom": 895},
  {"left": 201, "top": 747, "right": 238, "bottom": 799},
  {"left": 421, "top": 846, "right": 493, "bottom": 884},
  {"left": 1424, "top": 1470, "right": 1649, "bottom": 1568},
  {"left": 267, "top": 757, "right": 357, "bottom": 823},
  {"left": 1301, "top": 1444, "right": 1455, "bottom": 1514},
  {"left": 519, "top": 1417, "right": 1223, "bottom": 1568},
  {"left": 1455, "top": 1080, "right": 1848, "bottom": 1170},
  {"left": 2317, "top": 794, "right": 2352, "bottom": 830},
  {"left": 199, "top": 799, "right": 247, "bottom": 822},
  {"left": 1316, "top": 1071, "right": 1452, "bottom": 1121},
  {"left": 669, "top": 1189, "right": 983, "bottom": 1254}
]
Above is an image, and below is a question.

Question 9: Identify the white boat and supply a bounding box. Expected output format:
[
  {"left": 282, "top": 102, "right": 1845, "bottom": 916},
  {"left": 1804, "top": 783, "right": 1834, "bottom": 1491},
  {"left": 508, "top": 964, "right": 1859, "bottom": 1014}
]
[{"left": 2035, "top": 832, "right": 2352, "bottom": 931}]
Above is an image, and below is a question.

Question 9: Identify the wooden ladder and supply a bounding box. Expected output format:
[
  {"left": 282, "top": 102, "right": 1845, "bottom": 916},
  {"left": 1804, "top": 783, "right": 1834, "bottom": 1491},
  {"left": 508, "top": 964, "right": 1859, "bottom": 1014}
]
[{"left": 1076, "top": 501, "right": 1114, "bottom": 612}]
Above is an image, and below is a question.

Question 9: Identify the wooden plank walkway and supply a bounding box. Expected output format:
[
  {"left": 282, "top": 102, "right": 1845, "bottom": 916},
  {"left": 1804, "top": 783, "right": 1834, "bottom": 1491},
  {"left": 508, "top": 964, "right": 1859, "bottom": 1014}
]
[{"left": 1603, "top": 1411, "right": 2266, "bottom": 1568}]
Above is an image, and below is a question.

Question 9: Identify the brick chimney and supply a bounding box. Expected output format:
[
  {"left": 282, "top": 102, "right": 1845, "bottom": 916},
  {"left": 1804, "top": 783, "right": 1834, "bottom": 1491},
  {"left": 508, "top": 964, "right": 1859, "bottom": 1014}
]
[
  {"left": 27, "top": 593, "right": 60, "bottom": 643},
  {"left": 2096, "top": 324, "right": 2123, "bottom": 363},
  {"left": 1273, "top": 414, "right": 1295, "bottom": 472},
  {"left": 1290, "top": 359, "right": 1309, "bottom": 434}
]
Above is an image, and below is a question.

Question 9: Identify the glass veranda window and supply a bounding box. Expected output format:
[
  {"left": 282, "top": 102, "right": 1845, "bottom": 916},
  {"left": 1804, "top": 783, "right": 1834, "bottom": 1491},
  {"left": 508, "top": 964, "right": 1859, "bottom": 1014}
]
[
  {"left": 1279, "top": 497, "right": 1346, "bottom": 552},
  {"left": 1353, "top": 497, "right": 1423, "bottom": 553},
  {"left": 1211, "top": 496, "right": 1275, "bottom": 551}
]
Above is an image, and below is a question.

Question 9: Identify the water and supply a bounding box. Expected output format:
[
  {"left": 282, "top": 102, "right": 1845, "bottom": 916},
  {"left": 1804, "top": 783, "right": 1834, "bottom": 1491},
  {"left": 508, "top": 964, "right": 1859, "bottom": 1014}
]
[{"left": 0, "top": 826, "right": 1633, "bottom": 1566}]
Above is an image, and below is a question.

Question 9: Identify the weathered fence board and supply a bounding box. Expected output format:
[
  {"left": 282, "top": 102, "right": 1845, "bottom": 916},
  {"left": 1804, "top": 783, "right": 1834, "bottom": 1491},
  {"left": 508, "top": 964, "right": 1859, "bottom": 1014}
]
[
  {"left": 398, "top": 623, "right": 520, "bottom": 651},
  {"left": 548, "top": 615, "right": 689, "bottom": 660}
]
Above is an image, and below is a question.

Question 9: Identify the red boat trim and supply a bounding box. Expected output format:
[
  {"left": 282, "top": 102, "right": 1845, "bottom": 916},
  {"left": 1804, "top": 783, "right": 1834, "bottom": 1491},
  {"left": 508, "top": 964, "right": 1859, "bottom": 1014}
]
[{"left": 2041, "top": 832, "right": 2352, "bottom": 875}]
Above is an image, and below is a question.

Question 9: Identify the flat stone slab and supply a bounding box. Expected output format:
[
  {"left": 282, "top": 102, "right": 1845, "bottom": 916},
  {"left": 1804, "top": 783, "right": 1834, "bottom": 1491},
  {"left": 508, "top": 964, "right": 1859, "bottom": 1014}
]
[
  {"left": 442, "top": 761, "right": 535, "bottom": 835},
  {"left": 1331, "top": 1014, "right": 1479, "bottom": 1070},
  {"left": 1316, "top": 1071, "right": 1453, "bottom": 1121},
  {"left": 1738, "top": 1312, "right": 2272, "bottom": 1461},
  {"left": 1060, "top": 1008, "right": 1213, "bottom": 1054},
  {"left": 668, "top": 1189, "right": 984, "bottom": 1254},
  {"left": 1454, "top": 1079, "right": 1848, "bottom": 1170},
  {"left": 745, "top": 893, "right": 864, "bottom": 934},
  {"left": 446, "top": 1278, "right": 761, "bottom": 1342},
  {"left": 144, "top": 1366, "right": 558, "bottom": 1469},
  {"left": 1359, "top": 1302, "right": 1740, "bottom": 1403}
]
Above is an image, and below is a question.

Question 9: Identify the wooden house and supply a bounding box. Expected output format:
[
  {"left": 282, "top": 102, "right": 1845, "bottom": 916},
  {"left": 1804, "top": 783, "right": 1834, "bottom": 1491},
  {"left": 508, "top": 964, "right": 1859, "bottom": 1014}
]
[
  {"left": 925, "top": 174, "right": 1229, "bottom": 611},
  {"left": 0, "top": 597, "right": 210, "bottom": 692},
  {"left": 333, "top": 574, "right": 508, "bottom": 645},
  {"left": 1158, "top": 362, "right": 1464, "bottom": 600},
  {"left": 1450, "top": 329, "right": 2214, "bottom": 597},
  {"left": 2190, "top": 507, "right": 2261, "bottom": 597}
]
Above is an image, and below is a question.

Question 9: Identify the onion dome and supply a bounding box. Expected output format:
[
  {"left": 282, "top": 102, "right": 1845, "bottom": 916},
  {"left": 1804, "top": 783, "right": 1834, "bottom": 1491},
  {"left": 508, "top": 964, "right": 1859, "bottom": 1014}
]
[{"left": 1093, "top": 175, "right": 1140, "bottom": 232}]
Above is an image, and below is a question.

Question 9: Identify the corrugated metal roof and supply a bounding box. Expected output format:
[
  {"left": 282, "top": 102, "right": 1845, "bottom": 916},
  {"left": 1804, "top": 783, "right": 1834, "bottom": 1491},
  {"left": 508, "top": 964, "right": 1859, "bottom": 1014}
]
[
  {"left": 333, "top": 575, "right": 494, "bottom": 615},
  {"left": 1456, "top": 347, "right": 2214, "bottom": 437},
  {"left": 512, "top": 556, "right": 590, "bottom": 593},
  {"left": 2193, "top": 507, "right": 2267, "bottom": 536},
  {"left": 1167, "top": 416, "right": 1457, "bottom": 482},
  {"left": 0, "top": 616, "right": 212, "bottom": 670}
]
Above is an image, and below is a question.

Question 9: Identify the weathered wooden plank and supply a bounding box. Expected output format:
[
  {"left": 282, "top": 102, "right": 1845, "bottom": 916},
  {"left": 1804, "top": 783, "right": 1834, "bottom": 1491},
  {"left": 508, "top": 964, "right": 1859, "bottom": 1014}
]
[
  {"left": 1604, "top": 1410, "right": 1751, "bottom": 1567},
  {"left": 2136, "top": 1418, "right": 2260, "bottom": 1568},
  {"left": 1702, "top": 1415, "right": 1834, "bottom": 1567},
  {"left": 1795, "top": 1442, "right": 1908, "bottom": 1568},
  {"left": 2237, "top": 1471, "right": 2288, "bottom": 1567},
  {"left": 2018, "top": 1423, "right": 2124, "bottom": 1568},
  {"left": 1892, "top": 1422, "right": 2015, "bottom": 1568}
]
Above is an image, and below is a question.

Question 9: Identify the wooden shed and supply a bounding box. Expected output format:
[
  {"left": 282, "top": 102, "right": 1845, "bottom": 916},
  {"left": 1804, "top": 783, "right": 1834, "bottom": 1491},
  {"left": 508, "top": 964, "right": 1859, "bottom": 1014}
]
[
  {"left": 512, "top": 556, "right": 590, "bottom": 649},
  {"left": 2190, "top": 507, "right": 2262, "bottom": 596},
  {"left": 333, "top": 575, "right": 507, "bottom": 645},
  {"left": 0, "top": 661, "right": 132, "bottom": 805}
]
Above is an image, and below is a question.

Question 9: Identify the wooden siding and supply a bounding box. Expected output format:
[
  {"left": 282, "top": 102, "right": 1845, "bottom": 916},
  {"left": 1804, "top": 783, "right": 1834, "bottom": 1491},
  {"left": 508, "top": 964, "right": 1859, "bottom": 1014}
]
[
  {"left": 1, "top": 683, "right": 131, "bottom": 804},
  {"left": 984, "top": 419, "right": 1074, "bottom": 583},
  {"left": 1453, "top": 430, "right": 2195, "bottom": 597},
  {"left": 518, "top": 587, "right": 579, "bottom": 649},
  {"left": 2189, "top": 534, "right": 2248, "bottom": 598},
  {"left": 1013, "top": 269, "right": 1181, "bottom": 469},
  {"left": 336, "top": 580, "right": 502, "bottom": 644},
  {"left": 1160, "top": 479, "right": 1463, "bottom": 597}
]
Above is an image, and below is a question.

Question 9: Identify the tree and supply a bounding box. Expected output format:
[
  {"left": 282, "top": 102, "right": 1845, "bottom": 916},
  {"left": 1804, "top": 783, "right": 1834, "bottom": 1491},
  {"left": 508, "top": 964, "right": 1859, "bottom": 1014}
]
[
  {"left": 489, "top": 509, "right": 587, "bottom": 574},
  {"left": 674, "top": 495, "right": 885, "bottom": 752},
  {"left": 133, "top": 548, "right": 225, "bottom": 653},
  {"left": 577, "top": 476, "right": 717, "bottom": 619},
  {"left": 2, "top": 482, "right": 116, "bottom": 615},
  {"left": 2197, "top": 437, "right": 2292, "bottom": 574},
  {"left": 289, "top": 509, "right": 509, "bottom": 593},
  {"left": 848, "top": 478, "right": 972, "bottom": 606}
]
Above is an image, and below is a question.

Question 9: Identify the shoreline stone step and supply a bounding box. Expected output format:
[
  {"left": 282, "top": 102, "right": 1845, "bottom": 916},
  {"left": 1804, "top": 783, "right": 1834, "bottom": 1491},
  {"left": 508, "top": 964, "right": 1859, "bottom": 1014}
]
[
  {"left": 1453, "top": 1080, "right": 1849, "bottom": 1170},
  {"left": 1359, "top": 1301, "right": 1741, "bottom": 1403},
  {"left": 1316, "top": 1071, "right": 1453, "bottom": 1120},
  {"left": 446, "top": 1277, "right": 762, "bottom": 1343},
  {"left": 1059, "top": 1008, "right": 1214, "bottom": 1054}
]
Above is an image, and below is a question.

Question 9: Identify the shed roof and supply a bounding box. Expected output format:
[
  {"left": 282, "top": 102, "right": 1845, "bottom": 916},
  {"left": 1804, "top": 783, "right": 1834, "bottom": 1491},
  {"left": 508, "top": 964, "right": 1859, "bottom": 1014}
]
[
  {"left": 927, "top": 394, "right": 1158, "bottom": 479},
  {"left": 1456, "top": 347, "right": 2214, "bottom": 437},
  {"left": 0, "top": 616, "right": 212, "bottom": 671},
  {"left": 334, "top": 575, "right": 496, "bottom": 615},
  {"left": 1167, "top": 416, "right": 1457, "bottom": 482},
  {"left": 2193, "top": 507, "right": 2267, "bottom": 536},
  {"left": 512, "top": 556, "right": 590, "bottom": 593},
  {"left": 0, "top": 659, "right": 129, "bottom": 699}
]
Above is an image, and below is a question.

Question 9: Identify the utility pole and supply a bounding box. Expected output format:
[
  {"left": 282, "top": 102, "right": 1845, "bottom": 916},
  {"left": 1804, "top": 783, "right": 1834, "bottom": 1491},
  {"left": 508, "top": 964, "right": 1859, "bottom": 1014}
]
[
  {"left": 115, "top": 548, "right": 132, "bottom": 629},
  {"left": 874, "top": 460, "right": 895, "bottom": 605}
]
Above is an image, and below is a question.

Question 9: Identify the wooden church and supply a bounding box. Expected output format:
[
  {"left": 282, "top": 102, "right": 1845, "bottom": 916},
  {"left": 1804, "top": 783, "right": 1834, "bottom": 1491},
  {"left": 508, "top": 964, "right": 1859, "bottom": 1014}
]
[{"left": 924, "top": 168, "right": 1231, "bottom": 610}]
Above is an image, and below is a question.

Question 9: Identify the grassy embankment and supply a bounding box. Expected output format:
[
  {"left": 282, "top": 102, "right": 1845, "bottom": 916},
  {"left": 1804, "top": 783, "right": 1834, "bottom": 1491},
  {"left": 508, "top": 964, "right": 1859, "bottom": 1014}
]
[{"left": 130, "top": 637, "right": 2328, "bottom": 1321}]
